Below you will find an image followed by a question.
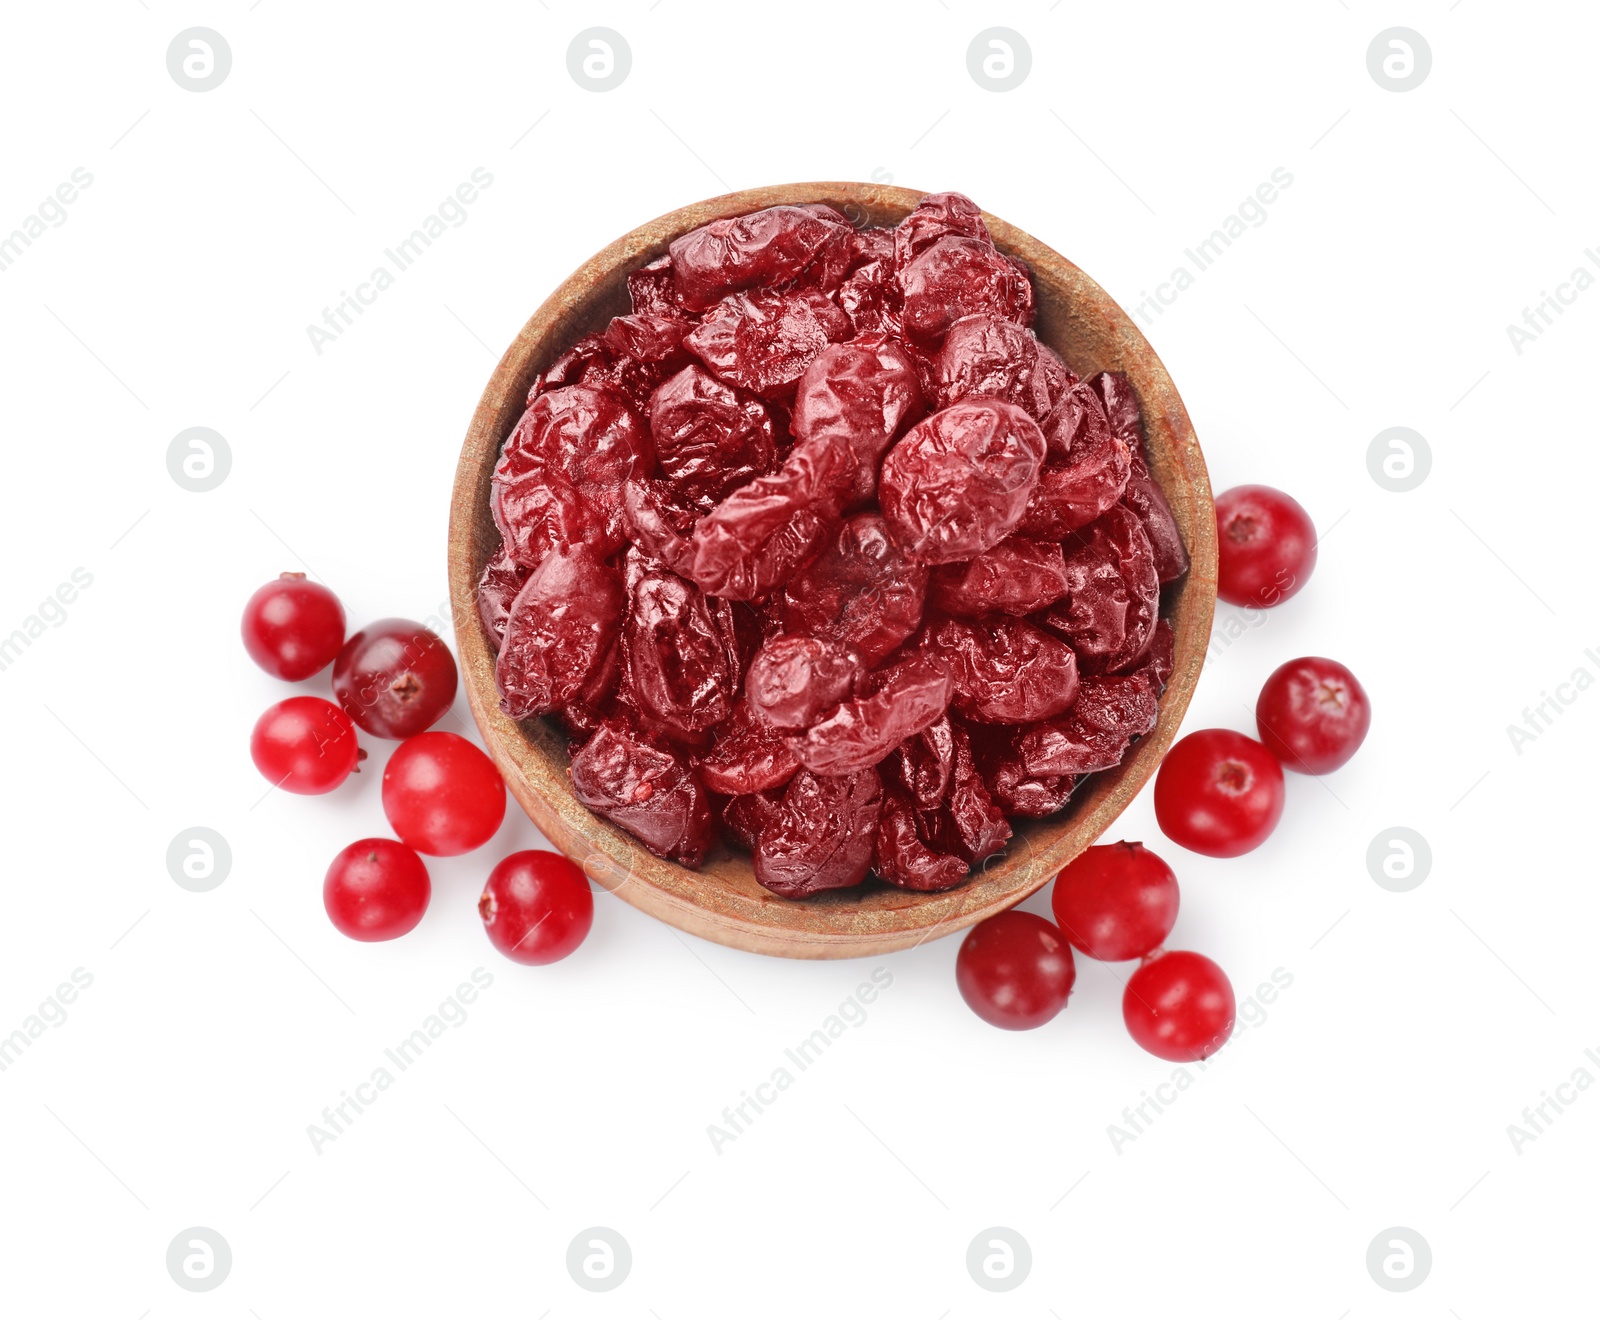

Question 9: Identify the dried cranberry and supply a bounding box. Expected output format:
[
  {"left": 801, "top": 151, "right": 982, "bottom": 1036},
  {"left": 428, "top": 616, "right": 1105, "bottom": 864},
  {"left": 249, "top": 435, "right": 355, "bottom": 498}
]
[
  {"left": 922, "top": 615, "right": 1079, "bottom": 724},
  {"left": 569, "top": 722, "right": 713, "bottom": 866},
  {"left": 1090, "top": 371, "right": 1189, "bottom": 582},
  {"left": 688, "top": 437, "right": 853, "bottom": 601},
  {"left": 496, "top": 545, "right": 624, "bottom": 719},
  {"left": 492, "top": 468, "right": 614, "bottom": 571},
  {"left": 621, "top": 477, "right": 699, "bottom": 576},
  {"left": 930, "top": 536, "right": 1070, "bottom": 617},
  {"left": 879, "top": 400, "right": 1046, "bottom": 564},
  {"left": 794, "top": 653, "right": 953, "bottom": 776},
  {"left": 528, "top": 334, "right": 609, "bottom": 399},
  {"left": 781, "top": 512, "right": 928, "bottom": 666},
  {"left": 694, "top": 702, "right": 802, "bottom": 797},
  {"left": 686, "top": 288, "right": 851, "bottom": 400},
  {"left": 752, "top": 766, "right": 883, "bottom": 898},
  {"left": 628, "top": 255, "right": 683, "bottom": 317},
  {"left": 933, "top": 315, "right": 1074, "bottom": 424},
  {"left": 669, "top": 205, "right": 856, "bottom": 311},
  {"left": 897, "top": 236, "right": 1034, "bottom": 348},
  {"left": 476, "top": 545, "right": 530, "bottom": 650},
  {"left": 1043, "top": 505, "right": 1159, "bottom": 673},
  {"left": 893, "top": 192, "right": 991, "bottom": 269},
  {"left": 922, "top": 725, "right": 1012, "bottom": 862},
  {"left": 649, "top": 364, "right": 776, "bottom": 508},
  {"left": 884, "top": 713, "right": 955, "bottom": 811},
  {"left": 745, "top": 634, "right": 861, "bottom": 732},
  {"left": 493, "top": 385, "right": 652, "bottom": 553},
  {"left": 722, "top": 787, "right": 783, "bottom": 850},
  {"left": 790, "top": 335, "right": 924, "bottom": 507},
  {"left": 1015, "top": 674, "right": 1160, "bottom": 778},
  {"left": 602, "top": 312, "right": 691, "bottom": 363},
  {"left": 622, "top": 563, "right": 741, "bottom": 740},
  {"left": 874, "top": 786, "right": 969, "bottom": 891},
  {"left": 838, "top": 258, "right": 899, "bottom": 336}
]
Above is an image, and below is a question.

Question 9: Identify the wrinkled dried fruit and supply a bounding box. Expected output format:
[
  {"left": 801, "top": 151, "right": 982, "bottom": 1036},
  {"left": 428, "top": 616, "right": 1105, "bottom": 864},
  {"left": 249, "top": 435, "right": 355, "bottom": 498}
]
[
  {"left": 1092, "top": 371, "right": 1189, "bottom": 582},
  {"left": 781, "top": 512, "right": 928, "bottom": 666},
  {"left": 476, "top": 545, "right": 531, "bottom": 650},
  {"left": 930, "top": 535, "right": 1069, "bottom": 617},
  {"left": 752, "top": 767, "right": 883, "bottom": 897},
  {"left": 923, "top": 614, "right": 1079, "bottom": 724},
  {"left": 933, "top": 314, "right": 1075, "bottom": 423},
  {"left": 791, "top": 336, "right": 924, "bottom": 507},
  {"left": 685, "top": 288, "right": 852, "bottom": 400},
  {"left": 925, "top": 725, "right": 1012, "bottom": 862},
  {"left": 623, "top": 563, "right": 741, "bottom": 739},
  {"left": 688, "top": 438, "right": 853, "bottom": 600},
  {"left": 621, "top": 477, "right": 699, "bottom": 576},
  {"left": 875, "top": 786, "right": 969, "bottom": 891},
  {"left": 898, "top": 236, "right": 1034, "bottom": 348},
  {"left": 745, "top": 634, "right": 861, "bottom": 731},
  {"left": 694, "top": 702, "right": 801, "bottom": 796},
  {"left": 794, "top": 653, "right": 953, "bottom": 776},
  {"left": 1043, "top": 505, "right": 1159, "bottom": 673},
  {"left": 669, "top": 204, "right": 855, "bottom": 311},
  {"left": 1015, "top": 673, "right": 1161, "bottom": 778},
  {"left": 569, "top": 722, "right": 713, "bottom": 866},
  {"left": 879, "top": 400, "right": 1046, "bottom": 564},
  {"left": 649, "top": 364, "right": 776, "bottom": 508},
  {"left": 893, "top": 191, "right": 991, "bottom": 269},
  {"left": 884, "top": 713, "right": 955, "bottom": 811},
  {"left": 496, "top": 545, "right": 624, "bottom": 720}
]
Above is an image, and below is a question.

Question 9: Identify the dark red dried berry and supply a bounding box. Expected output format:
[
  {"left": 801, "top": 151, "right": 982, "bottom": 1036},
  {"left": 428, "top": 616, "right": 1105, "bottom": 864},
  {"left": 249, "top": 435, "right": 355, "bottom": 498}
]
[
  {"left": 790, "top": 335, "right": 924, "bottom": 508},
  {"left": 1042, "top": 505, "right": 1159, "bottom": 673},
  {"left": 1090, "top": 371, "right": 1188, "bottom": 582},
  {"left": 569, "top": 722, "right": 713, "bottom": 866},
  {"left": 898, "top": 236, "right": 1034, "bottom": 348},
  {"left": 782, "top": 512, "right": 928, "bottom": 667},
  {"left": 621, "top": 478, "right": 700, "bottom": 576},
  {"left": 628, "top": 255, "right": 684, "bottom": 317},
  {"left": 874, "top": 786, "right": 969, "bottom": 892},
  {"left": 745, "top": 634, "right": 861, "bottom": 732},
  {"left": 1015, "top": 674, "right": 1161, "bottom": 778},
  {"left": 669, "top": 204, "right": 856, "bottom": 311},
  {"left": 686, "top": 288, "right": 852, "bottom": 400},
  {"left": 933, "top": 314, "right": 1075, "bottom": 424},
  {"left": 793, "top": 653, "right": 953, "bottom": 776},
  {"left": 925, "top": 725, "right": 1012, "bottom": 863},
  {"left": 722, "top": 787, "right": 784, "bottom": 850},
  {"left": 694, "top": 702, "right": 802, "bottom": 797},
  {"left": 923, "top": 614, "right": 1080, "bottom": 724},
  {"left": 496, "top": 545, "right": 624, "bottom": 720},
  {"left": 930, "top": 536, "right": 1070, "bottom": 617},
  {"left": 879, "top": 400, "right": 1046, "bottom": 564},
  {"left": 893, "top": 191, "right": 991, "bottom": 269},
  {"left": 752, "top": 766, "right": 883, "bottom": 898},
  {"left": 476, "top": 545, "right": 531, "bottom": 650},
  {"left": 884, "top": 713, "right": 956, "bottom": 811},
  {"left": 622, "top": 564, "right": 742, "bottom": 741},
  {"left": 649, "top": 364, "right": 776, "bottom": 508}
]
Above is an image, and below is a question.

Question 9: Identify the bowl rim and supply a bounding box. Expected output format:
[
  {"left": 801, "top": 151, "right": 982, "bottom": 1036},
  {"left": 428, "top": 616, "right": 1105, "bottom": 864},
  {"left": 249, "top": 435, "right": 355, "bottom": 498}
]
[{"left": 448, "top": 181, "right": 1216, "bottom": 959}]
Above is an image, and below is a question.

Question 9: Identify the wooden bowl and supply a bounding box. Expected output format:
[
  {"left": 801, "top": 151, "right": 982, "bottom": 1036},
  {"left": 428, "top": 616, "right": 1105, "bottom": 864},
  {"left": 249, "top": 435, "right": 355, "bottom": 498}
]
[{"left": 448, "top": 182, "right": 1216, "bottom": 959}]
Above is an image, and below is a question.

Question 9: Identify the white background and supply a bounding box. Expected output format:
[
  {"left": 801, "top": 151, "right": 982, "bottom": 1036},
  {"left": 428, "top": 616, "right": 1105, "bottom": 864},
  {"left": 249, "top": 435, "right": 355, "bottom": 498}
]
[{"left": 1, "top": 2, "right": 1595, "bottom": 1315}]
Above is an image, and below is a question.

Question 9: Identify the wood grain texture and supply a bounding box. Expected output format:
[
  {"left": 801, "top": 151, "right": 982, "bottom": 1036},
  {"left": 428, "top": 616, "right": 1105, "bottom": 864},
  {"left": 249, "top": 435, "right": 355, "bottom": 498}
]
[{"left": 447, "top": 182, "right": 1217, "bottom": 959}]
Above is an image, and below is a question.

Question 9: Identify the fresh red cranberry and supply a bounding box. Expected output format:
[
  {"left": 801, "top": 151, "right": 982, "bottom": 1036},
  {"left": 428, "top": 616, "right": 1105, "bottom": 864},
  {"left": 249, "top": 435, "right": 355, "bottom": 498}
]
[
  {"left": 955, "top": 910, "right": 1076, "bottom": 1030},
  {"left": 1214, "top": 485, "right": 1316, "bottom": 608},
  {"left": 381, "top": 732, "right": 506, "bottom": 857},
  {"left": 1256, "top": 656, "right": 1372, "bottom": 774},
  {"left": 479, "top": 850, "right": 594, "bottom": 965},
  {"left": 250, "top": 696, "right": 360, "bottom": 794},
  {"left": 323, "top": 838, "right": 431, "bottom": 941},
  {"left": 1123, "top": 950, "right": 1235, "bottom": 1061},
  {"left": 1154, "top": 729, "right": 1285, "bottom": 857},
  {"left": 241, "top": 572, "right": 345, "bottom": 680},
  {"left": 1050, "top": 841, "right": 1179, "bottom": 961},
  {"left": 333, "top": 618, "right": 458, "bottom": 739}
]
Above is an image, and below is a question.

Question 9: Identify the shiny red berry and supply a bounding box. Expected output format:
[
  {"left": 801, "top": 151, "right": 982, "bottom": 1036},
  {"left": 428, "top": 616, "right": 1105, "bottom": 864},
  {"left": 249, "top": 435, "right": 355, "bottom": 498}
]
[
  {"left": 382, "top": 732, "right": 507, "bottom": 857},
  {"left": 1123, "top": 950, "right": 1235, "bottom": 1061},
  {"left": 1214, "top": 485, "right": 1316, "bottom": 608},
  {"left": 241, "top": 572, "right": 345, "bottom": 680},
  {"left": 333, "top": 618, "right": 458, "bottom": 739},
  {"left": 479, "top": 850, "right": 593, "bottom": 965},
  {"left": 1154, "top": 728, "right": 1285, "bottom": 857},
  {"left": 1050, "top": 841, "right": 1180, "bottom": 962},
  {"left": 1256, "top": 656, "right": 1372, "bottom": 774},
  {"left": 324, "top": 839, "right": 431, "bottom": 941},
  {"left": 955, "top": 910, "right": 1076, "bottom": 1030},
  {"left": 250, "top": 696, "right": 360, "bottom": 794}
]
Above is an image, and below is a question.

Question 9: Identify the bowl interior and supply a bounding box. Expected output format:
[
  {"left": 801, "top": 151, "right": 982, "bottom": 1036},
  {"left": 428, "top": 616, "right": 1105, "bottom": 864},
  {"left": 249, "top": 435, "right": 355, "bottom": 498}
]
[{"left": 448, "top": 182, "right": 1216, "bottom": 958}]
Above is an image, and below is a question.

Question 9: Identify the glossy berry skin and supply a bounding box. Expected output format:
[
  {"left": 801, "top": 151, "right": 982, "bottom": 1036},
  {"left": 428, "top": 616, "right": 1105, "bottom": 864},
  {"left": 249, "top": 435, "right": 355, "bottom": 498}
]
[
  {"left": 955, "top": 910, "right": 1076, "bottom": 1030},
  {"left": 1051, "top": 841, "right": 1180, "bottom": 962},
  {"left": 1256, "top": 656, "right": 1371, "bottom": 774},
  {"left": 381, "top": 732, "right": 506, "bottom": 856},
  {"left": 333, "top": 618, "right": 459, "bottom": 739},
  {"left": 1154, "top": 729, "right": 1285, "bottom": 857},
  {"left": 250, "top": 696, "right": 360, "bottom": 794},
  {"left": 1214, "top": 485, "right": 1316, "bottom": 608},
  {"left": 479, "top": 850, "right": 593, "bottom": 965},
  {"left": 324, "top": 839, "right": 431, "bottom": 941},
  {"left": 241, "top": 573, "right": 345, "bottom": 680},
  {"left": 1123, "top": 950, "right": 1235, "bottom": 1061}
]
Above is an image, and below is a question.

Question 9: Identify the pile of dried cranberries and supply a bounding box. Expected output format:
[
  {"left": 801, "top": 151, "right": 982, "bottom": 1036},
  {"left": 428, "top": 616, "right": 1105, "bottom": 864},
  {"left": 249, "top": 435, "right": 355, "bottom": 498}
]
[{"left": 481, "top": 192, "right": 1190, "bottom": 899}]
